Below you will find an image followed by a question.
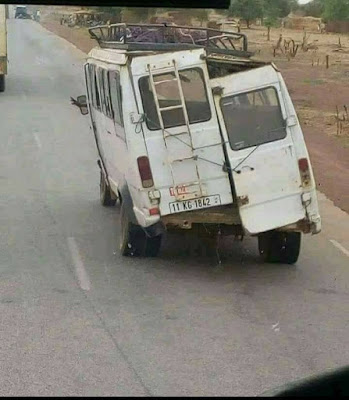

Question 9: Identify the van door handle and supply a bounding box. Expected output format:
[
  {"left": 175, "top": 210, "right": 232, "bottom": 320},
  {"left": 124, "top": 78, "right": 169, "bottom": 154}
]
[{"left": 107, "top": 130, "right": 112, "bottom": 135}]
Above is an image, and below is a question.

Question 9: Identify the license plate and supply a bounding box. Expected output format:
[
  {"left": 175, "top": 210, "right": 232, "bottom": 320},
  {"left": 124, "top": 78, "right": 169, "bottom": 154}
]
[{"left": 169, "top": 195, "right": 221, "bottom": 214}]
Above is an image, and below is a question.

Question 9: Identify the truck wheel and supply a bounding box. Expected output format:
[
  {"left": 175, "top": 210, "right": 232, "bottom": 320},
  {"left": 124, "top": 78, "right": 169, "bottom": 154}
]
[
  {"left": 100, "top": 171, "right": 116, "bottom": 207},
  {"left": 258, "top": 231, "right": 301, "bottom": 265},
  {"left": 120, "top": 203, "right": 146, "bottom": 257},
  {"left": 0, "top": 75, "right": 5, "bottom": 93},
  {"left": 144, "top": 235, "right": 162, "bottom": 257}
]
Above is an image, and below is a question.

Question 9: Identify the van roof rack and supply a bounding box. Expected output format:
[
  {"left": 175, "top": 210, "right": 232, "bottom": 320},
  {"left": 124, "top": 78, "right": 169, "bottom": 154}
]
[{"left": 88, "top": 23, "right": 253, "bottom": 58}]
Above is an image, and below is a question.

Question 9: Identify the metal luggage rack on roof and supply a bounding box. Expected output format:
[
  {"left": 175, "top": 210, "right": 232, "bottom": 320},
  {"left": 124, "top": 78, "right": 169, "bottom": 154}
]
[{"left": 88, "top": 23, "right": 253, "bottom": 58}]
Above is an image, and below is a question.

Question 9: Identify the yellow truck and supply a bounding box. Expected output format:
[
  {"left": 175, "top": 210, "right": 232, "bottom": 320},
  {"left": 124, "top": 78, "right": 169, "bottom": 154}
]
[{"left": 0, "top": 4, "right": 7, "bottom": 92}]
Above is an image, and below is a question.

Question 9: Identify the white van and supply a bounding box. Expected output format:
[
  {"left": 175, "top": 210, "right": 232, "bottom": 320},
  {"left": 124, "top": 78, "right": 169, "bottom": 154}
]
[{"left": 73, "top": 24, "right": 321, "bottom": 263}]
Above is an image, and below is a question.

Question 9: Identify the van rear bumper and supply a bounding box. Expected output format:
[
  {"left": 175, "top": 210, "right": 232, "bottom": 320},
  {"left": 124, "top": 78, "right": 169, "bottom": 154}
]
[
  {"left": 161, "top": 205, "right": 241, "bottom": 229},
  {"left": 277, "top": 214, "right": 321, "bottom": 235},
  {"left": 133, "top": 206, "right": 166, "bottom": 237},
  {"left": 133, "top": 206, "right": 160, "bottom": 228}
]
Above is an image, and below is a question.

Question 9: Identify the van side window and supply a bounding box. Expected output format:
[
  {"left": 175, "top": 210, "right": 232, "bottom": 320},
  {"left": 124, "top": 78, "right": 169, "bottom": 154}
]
[
  {"left": 220, "top": 87, "right": 287, "bottom": 151},
  {"left": 139, "top": 68, "right": 211, "bottom": 130},
  {"left": 85, "top": 64, "right": 93, "bottom": 105},
  {"left": 97, "top": 67, "right": 106, "bottom": 114},
  {"left": 93, "top": 66, "right": 101, "bottom": 111},
  {"left": 108, "top": 70, "right": 123, "bottom": 126},
  {"left": 88, "top": 64, "right": 97, "bottom": 108},
  {"left": 103, "top": 69, "right": 113, "bottom": 119}
]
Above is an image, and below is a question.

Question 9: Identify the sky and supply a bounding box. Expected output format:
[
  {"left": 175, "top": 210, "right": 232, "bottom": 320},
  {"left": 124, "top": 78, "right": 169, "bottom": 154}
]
[{"left": 298, "top": 0, "right": 312, "bottom": 4}]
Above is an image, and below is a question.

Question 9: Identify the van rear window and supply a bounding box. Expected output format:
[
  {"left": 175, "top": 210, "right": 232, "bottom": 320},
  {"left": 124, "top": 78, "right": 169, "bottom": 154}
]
[
  {"left": 139, "top": 68, "right": 211, "bottom": 131},
  {"left": 220, "top": 87, "right": 287, "bottom": 151}
]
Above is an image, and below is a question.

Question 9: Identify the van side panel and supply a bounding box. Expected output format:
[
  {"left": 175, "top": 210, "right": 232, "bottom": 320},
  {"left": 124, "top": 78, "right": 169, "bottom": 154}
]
[
  {"left": 278, "top": 73, "right": 321, "bottom": 233},
  {"left": 119, "top": 65, "right": 162, "bottom": 226}
]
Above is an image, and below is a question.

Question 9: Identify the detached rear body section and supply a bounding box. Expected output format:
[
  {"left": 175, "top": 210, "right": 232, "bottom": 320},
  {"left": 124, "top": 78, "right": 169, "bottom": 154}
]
[
  {"left": 211, "top": 64, "right": 321, "bottom": 236},
  {"left": 82, "top": 23, "right": 321, "bottom": 262}
]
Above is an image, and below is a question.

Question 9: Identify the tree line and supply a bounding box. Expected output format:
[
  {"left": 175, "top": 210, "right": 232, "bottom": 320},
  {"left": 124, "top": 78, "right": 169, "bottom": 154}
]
[
  {"left": 91, "top": 0, "right": 349, "bottom": 26},
  {"left": 229, "top": 0, "right": 349, "bottom": 26}
]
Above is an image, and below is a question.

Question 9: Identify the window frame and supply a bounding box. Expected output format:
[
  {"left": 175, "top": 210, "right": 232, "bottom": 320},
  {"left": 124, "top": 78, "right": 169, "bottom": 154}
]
[
  {"left": 108, "top": 70, "right": 124, "bottom": 127},
  {"left": 85, "top": 63, "right": 93, "bottom": 108},
  {"left": 96, "top": 67, "right": 107, "bottom": 115},
  {"left": 103, "top": 69, "right": 113, "bottom": 119},
  {"left": 138, "top": 67, "right": 212, "bottom": 131},
  {"left": 220, "top": 85, "right": 287, "bottom": 152},
  {"left": 91, "top": 64, "right": 101, "bottom": 111}
]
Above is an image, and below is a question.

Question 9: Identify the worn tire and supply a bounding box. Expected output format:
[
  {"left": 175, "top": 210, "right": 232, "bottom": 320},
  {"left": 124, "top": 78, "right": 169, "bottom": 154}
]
[
  {"left": 258, "top": 231, "right": 301, "bottom": 265},
  {"left": 100, "top": 171, "right": 116, "bottom": 207},
  {"left": 0, "top": 75, "right": 5, "bottom": 93},
  {"left": 119, "top": 203, "right": 146, "bottom": 257}
]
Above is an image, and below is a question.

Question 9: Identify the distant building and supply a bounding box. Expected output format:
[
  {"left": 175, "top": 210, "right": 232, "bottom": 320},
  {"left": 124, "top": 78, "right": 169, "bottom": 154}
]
[
  {"left": 326, "top": 21, "right": 349, "bottom": 34},
  {"left": 283, "top": 13, "right": 323, "bottom": 32}
]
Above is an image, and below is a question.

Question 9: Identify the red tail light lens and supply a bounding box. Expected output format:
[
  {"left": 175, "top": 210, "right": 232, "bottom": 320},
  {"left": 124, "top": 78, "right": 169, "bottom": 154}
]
[
  {"left": 298, "top": 158, "right": 310, "bottom": 187},
  {"left": 298, "top": 158, "right": 309, "bottom": 172},
  {"left": 149, "top": 207, "right": 160, "bottom": 216},
  {"left": 137, "top": 156, "right": 154, "bottom": 188}
]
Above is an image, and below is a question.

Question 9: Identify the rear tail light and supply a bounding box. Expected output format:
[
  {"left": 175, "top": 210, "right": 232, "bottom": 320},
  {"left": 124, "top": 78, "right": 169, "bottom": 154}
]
[
  {"left": 149, "top": 207, "right": 160, "bottom": 216},
  {"left": 298, "top": 158, "right": 309, "bottom": 172},
  {"left": 298, "top": 158, "right": 310, "bottom": 186},
  {"left": 137, "top": 156, "right": 154, "bottom": 188}
]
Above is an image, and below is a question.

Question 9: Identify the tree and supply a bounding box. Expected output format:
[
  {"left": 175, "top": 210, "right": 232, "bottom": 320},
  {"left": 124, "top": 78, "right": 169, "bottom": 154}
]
[
  {"left": 301, "top": 0, "right": 325, "bottom": 17},
  {"left": 229, "top": 0, "right": 264, "bottom": 28},
  {"left": 90, "top": 7, "right": 122, "bottom": 19},
  {"left": 192, "top": 9, "right": 209, "bottom": 26},
  {"left": 263, "top": 0, "right": 293, "bottom": 19},
  {"left": 288, "top": 0, "right": 300, "bottom": 12},
  {"left": 262, "top": 0, "right": 289, "bottom": 40},
  {"left": 322, "top": 0, "right": 349, "bottom": 21},
  {"left": 121, "top": 7, "right": 157, "bottom": 23}
]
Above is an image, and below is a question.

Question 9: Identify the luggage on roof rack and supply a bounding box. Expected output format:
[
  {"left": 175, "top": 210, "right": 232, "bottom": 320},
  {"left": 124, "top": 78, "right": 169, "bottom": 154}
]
[{"left": 88, "top": 23, "right": 253, "bottom": 58}]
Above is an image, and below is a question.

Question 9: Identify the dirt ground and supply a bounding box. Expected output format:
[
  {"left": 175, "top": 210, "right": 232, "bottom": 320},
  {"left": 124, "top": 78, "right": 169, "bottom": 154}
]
[{"left": 40, "top": 17, "right": 349, "bottom": 214}]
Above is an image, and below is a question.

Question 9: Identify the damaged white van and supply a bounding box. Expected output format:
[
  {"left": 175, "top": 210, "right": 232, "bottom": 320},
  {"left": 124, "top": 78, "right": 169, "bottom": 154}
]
[{"left": 73, "top": 23, "right": 321, "bottom": 264}]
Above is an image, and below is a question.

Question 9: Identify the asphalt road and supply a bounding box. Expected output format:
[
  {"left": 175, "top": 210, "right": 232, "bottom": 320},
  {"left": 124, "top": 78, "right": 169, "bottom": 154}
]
[{"left": 1, "top": 19, "right": 348, "bottom": 397}]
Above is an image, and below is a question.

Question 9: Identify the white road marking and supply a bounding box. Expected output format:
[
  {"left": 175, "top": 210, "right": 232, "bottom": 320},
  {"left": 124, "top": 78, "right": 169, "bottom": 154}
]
[
  {"left": 67, "top": 237, "right": 91, "bottom": 291},
  {"left": 330, "top": 240, "right": 349, "bottom": 257},
  {"left": 272, "top": 322, "right": 280, "bottom": 332},
  {"left": 33, "top": 132, "right": 42, "bottom": 149}
]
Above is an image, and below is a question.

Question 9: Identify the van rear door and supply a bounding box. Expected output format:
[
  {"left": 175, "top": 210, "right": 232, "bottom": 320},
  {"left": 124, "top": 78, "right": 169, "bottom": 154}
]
[
  {"left": 212, "top": 65, "right": 306, "bottom": 234},
  {"left": 133, "top": 51, "right": 233, "bottom": 217}
]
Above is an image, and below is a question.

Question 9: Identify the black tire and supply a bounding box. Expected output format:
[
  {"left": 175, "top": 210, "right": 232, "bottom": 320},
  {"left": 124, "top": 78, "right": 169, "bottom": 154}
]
[
  {"left": 100, "top": 171, "right": 116, "bottom": 207},
  {"left": 258, "top": 231, "right": 301, "bottom": 265},
  {"left": 120, "top": 203, "right": 146, "bottom": 257},
  {"left": 144, "top": 235, "right": 162, "bottom": 257},
  {"left": 0, "top": 75, "right": 5, "bottom": 93}
]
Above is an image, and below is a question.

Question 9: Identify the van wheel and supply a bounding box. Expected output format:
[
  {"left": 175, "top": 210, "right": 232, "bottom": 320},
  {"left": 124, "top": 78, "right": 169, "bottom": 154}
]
[
  {"left": 258, "top": 231, "right": 301, "bottom": 265},
  {"left": 0, "top": 75, "right": 5, "bottom": 93},
  {"left": 120, "top": 203, "right": 145, "bottom": 257},
  {"left": 100, "top": 171, "right": 116, "bottom": 207},
  {"left": 144, "top": 235, "right": 162, "bottom": 257}
]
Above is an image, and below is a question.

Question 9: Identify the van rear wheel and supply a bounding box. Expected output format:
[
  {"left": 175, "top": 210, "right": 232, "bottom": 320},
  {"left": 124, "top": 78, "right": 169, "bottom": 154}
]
[
  {"left": 120, "top": 203, "right": 145, "bottom": 257},
  {"left": 119, "top": 203, "right": 162, "bottom": 257},
  {"left": 258, "top": 231, "right": 301, "bottom": 265},
  {"left": 100, "top": 171, "right": 116, "bottom": 207}
]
